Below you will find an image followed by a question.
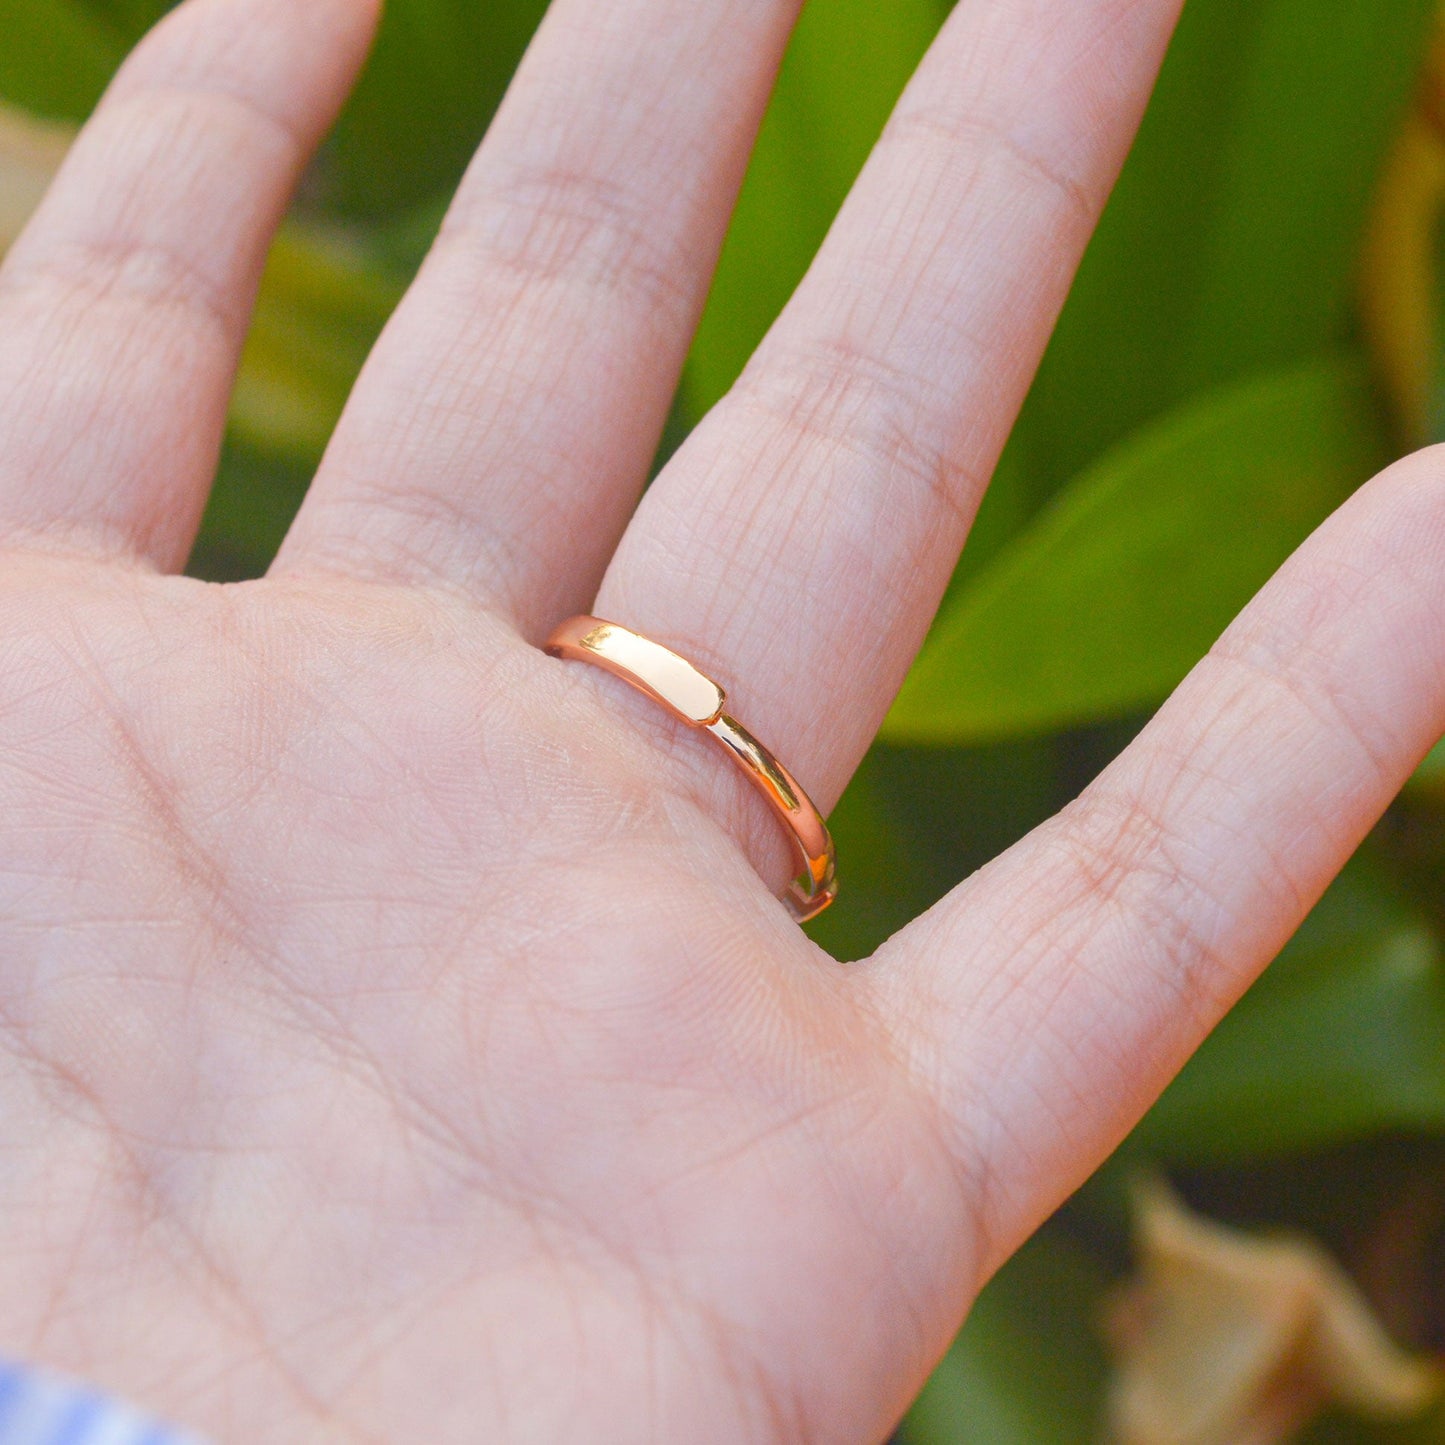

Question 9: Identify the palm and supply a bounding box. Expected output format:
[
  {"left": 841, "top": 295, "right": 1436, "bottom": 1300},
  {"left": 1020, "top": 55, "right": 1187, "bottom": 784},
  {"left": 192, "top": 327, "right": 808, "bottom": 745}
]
[
  {"left": 0, "top": 558, "right": 947, "bottom": 1438},
  {"left": 3, "top": 0, "right": 1444, "bottom": 1440}
]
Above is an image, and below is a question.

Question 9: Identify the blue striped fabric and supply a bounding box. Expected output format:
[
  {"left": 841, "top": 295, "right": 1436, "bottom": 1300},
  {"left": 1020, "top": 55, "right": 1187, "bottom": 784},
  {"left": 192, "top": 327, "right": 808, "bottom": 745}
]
[{"left": 0, "top": 1362, "right": 209, "bottom": 1445}]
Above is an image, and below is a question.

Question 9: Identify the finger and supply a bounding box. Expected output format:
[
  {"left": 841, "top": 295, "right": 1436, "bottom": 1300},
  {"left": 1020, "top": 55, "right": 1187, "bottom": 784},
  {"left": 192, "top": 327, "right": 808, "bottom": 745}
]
[
  {"left": 0, "top": 0, "right": 377, "bottom": 569},
  {"left": 591, "top": 0, "right": 1183, "bottom": 887},
  {"left": 276, "top": 0, "right": 801, "bottom": 636},
  {"left": 868, "top": 447, "right": 1445, "bottom": 1278}
]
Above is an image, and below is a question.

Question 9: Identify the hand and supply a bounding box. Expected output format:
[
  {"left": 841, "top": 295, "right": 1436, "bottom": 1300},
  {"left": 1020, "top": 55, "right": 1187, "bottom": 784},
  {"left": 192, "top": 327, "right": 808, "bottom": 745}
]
[{"left": 2, "top": 0, "right": 1442, "bottom": 1439}]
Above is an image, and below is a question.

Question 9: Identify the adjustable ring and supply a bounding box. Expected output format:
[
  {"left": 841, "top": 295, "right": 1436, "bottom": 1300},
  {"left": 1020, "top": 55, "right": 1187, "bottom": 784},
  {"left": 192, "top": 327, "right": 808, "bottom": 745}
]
[{"left": 544, "top": 616, "right": 838, "bottom": 923}]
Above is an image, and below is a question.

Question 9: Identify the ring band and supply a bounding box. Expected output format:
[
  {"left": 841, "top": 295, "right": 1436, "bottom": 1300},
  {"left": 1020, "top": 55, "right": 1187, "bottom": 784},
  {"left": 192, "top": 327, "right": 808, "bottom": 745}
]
[{"left": 545, "top": 616, "right": 838, "bottom": 923}]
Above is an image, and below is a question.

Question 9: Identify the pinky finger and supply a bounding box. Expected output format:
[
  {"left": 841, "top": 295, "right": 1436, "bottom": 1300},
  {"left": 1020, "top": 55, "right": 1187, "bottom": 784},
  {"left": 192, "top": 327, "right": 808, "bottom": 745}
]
[{"left": 870, "top": 444, "right": 1445, "bottom": 1277}]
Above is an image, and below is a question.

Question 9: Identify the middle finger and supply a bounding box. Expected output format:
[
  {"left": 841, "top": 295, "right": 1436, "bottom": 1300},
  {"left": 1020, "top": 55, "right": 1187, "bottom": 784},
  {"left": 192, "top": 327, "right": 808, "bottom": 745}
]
[{"left": 278, "top": 0, "right": 801, "bottom": 636}]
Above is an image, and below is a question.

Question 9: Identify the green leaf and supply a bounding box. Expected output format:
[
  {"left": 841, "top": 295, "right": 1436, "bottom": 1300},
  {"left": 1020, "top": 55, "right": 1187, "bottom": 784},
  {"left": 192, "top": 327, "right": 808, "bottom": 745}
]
[
  {"left": 1127, "top": 859, "right": 1445, "bottom": 1163},
  {"left": 75, "top": 0, "right": 171, "bottom": 41},
  {"left": 1406, "top": 736, "right": 1445, "bottom": 800},
  {"left": 0, "top": 0, "right": 123, "bottom": 120},
  {"left": 682, "top": 0, "right": 945, "bottom": 414},
  {"left": 231, "top": 225, "right": 401, "bottom": 465},
  {"left": 189, "top": 443, "right": 311, "bottom": 583},
  {"left": 883, "top": 353, "right": 1386, "bottom": 745},
  {"left": 1017, "top": 0, "right": 1434, "bottom": 502},
  {"left": 901, "top": 1231, "right": 1107, "bottom": 1445},
  {"left": 324, "top": 0, "right": 548, "bottom": 218},
  {"left": 189, "top": 224, "right": 403, "bottom": 577},
  {"left": 810, "top": 734, "right": 1059, "bottom": 960}
]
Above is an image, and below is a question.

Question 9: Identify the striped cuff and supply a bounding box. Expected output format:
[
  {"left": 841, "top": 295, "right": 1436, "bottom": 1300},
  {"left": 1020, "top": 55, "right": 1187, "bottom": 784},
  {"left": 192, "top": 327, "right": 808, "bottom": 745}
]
[{"left": 0, "top": 1361, "right": 208, "bottom": 1445}]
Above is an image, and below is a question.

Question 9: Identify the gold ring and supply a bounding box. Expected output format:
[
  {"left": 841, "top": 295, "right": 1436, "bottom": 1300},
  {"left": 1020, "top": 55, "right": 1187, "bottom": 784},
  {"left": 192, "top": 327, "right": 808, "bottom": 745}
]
[{"left": 545, "top": 616, "right": 837, "bottom": 924}]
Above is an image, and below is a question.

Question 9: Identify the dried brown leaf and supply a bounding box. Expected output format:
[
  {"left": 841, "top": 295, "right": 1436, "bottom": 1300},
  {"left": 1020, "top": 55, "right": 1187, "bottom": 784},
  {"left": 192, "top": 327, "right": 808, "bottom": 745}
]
[{"left": 1104, "top": 1180, "right": 1442, "bottom": 1445}]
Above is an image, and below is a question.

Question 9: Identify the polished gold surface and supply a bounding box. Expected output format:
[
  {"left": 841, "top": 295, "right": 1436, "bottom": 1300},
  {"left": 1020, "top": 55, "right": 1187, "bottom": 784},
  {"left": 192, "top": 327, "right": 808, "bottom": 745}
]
[
  {"left": 546, "top": 616, "right": 725, "bottom": 726},
  {"left": 545, "top": 615, "right": 837, "bottom": 923}
]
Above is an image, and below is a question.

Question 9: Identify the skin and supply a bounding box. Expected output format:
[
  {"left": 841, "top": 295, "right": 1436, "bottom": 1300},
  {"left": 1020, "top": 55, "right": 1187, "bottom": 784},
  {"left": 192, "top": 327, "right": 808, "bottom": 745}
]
[{"left": 1, "top": 0, "right": 1444, "bottom": 1438}]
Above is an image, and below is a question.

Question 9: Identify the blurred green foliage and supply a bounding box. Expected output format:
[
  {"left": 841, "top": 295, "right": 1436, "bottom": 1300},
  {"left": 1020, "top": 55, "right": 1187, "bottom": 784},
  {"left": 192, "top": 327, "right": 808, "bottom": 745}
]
[
  {"left": 2, "top": 2, "right": 120, "bottom": 115},
  {"left": 5, "top": 0, "right": 1445, "bottom": 1438},
  {"left": 1131, "top": 857, "right": 1445, "bottom": 1164},
  {"left": 885, "top": 355, "right": 1387, "bottom": 744},
  {"left": 684, "top": 0, "right": 943, "bottom": 411}
]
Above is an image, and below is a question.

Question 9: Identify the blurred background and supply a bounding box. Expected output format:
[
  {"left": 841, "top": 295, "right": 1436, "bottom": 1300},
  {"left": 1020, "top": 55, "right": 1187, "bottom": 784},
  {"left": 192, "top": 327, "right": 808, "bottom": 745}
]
[{"left": 5, "top": 0, "right": 1445, "bottom": 1440}]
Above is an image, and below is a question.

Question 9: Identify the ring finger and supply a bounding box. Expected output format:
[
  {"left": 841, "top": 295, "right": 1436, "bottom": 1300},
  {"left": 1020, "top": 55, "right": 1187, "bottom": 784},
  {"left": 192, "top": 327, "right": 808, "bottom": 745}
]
[{"left": 592, "top": 0, "right": 1184, "bottom": 889}]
